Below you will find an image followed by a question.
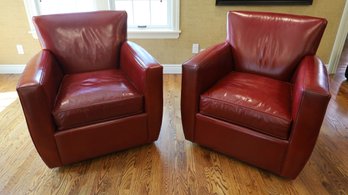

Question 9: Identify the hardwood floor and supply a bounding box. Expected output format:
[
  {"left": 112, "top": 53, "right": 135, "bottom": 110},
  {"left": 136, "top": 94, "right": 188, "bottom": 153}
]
[{"left": 0, "top": 71, "right": 347, "bottom": 194}]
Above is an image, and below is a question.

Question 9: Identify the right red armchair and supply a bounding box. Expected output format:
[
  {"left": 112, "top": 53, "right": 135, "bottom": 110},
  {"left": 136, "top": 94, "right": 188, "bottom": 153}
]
[{"left": 181, "top": 11, "right": 331, "bottom": 179}]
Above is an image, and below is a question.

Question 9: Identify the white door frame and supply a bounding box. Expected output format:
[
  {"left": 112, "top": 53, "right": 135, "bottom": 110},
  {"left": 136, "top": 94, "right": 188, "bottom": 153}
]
[{"left": 328, "top": 0, "right": 348, "bottom": 74}]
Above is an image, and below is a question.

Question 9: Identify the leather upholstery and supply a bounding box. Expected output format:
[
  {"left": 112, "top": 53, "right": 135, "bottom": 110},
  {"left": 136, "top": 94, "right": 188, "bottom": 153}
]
[
  {"left": 17, "top": 51, "right": 63, "bottom": 167},
  {"left": 17, "top": 11, "right": 163, "bottom": 168},
  {"left": 200, "top": 72, "right": 292, "bottom": 140},
  {"left": 227, "top": 11, "right": 327, "bottom": 81},
  {"left": 120, "top": 41, "right": 163, "bottom": 142},
  {"left": 181, "top": 11, "right": 330, "bottom": 179},
  {"left": 53, "top": 69, "right": 144, "bottom": 130},
  {"left": 195, "top": 114, "right": 288, "bottom": 173},
  {"left": 33, "top": 11, "right": 127, "bottom": 74},
  {"left": 283, "top": 55, "right": 331, "bottom": 178},
  {"left": 55, "top": 114, "right": 148, "bottom": 165},
  {"left": 181, "top": 42, "right": 234, "bottom": 141}
]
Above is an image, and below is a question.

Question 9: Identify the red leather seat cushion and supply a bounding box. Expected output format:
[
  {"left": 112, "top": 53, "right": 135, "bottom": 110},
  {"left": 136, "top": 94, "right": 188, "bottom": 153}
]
[
  {"left": 53, "top": 69, "right": 144, "bottom": 130},
  {"left": 200, "top": 72, "right": 292, "bottom": 139}
]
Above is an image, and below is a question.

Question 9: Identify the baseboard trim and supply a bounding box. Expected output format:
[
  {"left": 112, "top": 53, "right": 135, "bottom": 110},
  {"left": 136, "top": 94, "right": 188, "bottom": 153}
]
[
  {"left": 162, "top": 64, "right": 182, "bottom": 74},
  {"left": 0, "top": 64, "right": 183, "bottom": 74},
  {"left": 0, "top": 64, "right": 26, "bottom": 74}
]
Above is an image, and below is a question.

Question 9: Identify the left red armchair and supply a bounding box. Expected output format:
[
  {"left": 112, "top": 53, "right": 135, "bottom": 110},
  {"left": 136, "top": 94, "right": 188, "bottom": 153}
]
[{"left": 16, "top": 11, "right": 163, "bottom": 168}]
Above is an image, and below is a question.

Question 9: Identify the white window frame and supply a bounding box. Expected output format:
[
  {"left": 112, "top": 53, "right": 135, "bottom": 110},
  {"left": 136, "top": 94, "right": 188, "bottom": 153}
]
[
  {"left": 23, "top": 0, "right": 40, "bottom": 39},
  {"left": 23, "top": 0, "right": 180, "bottom": 39}
]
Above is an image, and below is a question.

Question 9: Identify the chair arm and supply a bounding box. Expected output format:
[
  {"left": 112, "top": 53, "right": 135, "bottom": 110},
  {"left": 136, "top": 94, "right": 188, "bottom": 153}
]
[
  {"left": 16, "top": 50, "right": 63, "bottom": 167},
  {"left": 181, "top": 42, "right": 234, "bottom": 141},
  {"left": 120, "top": 41, "right": 163, "bottom": 141},
  {"left": 281, "top": 56, "right": 331, "bottom": 178}
]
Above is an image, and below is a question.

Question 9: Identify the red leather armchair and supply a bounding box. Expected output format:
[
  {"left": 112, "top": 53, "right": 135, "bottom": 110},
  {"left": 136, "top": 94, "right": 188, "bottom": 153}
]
[
  {"left": 16, "top": 11, "right": 163, "bottom": 168},
  {"left": 181, "top": 11, "right": 331, "bottom": 179}
]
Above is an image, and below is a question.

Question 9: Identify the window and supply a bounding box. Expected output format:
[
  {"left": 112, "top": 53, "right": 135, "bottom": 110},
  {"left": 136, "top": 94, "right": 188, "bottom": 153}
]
[
  {"left": 109, "top": 0, "right": 180, "bottom": 38},
  {"left": 113, "top": 0, "right": 169, "bottom": 28},
  {"left": 23, "top": 0, "right": 180, "bottom": 39}
]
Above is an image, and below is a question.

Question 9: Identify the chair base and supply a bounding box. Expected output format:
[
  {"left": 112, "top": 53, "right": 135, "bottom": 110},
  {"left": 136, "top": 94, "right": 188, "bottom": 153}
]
[
  {"left": 192, "top": 114, "right": 302, "bottom": 179},
  {"left": 55, "top": 114, "right": 150, "bottom": 166}
]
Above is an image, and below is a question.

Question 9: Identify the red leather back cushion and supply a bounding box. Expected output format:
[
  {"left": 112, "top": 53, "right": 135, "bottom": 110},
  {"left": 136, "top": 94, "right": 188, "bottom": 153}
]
[
  {"left": 33, "top": 11, "right": 127, "bottom": 74},
  {"left": 227, "top": 11, "right": 327, "bottom": 81}
]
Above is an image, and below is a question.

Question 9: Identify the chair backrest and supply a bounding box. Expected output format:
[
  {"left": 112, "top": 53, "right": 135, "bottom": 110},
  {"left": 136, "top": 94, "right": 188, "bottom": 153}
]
[
  {"left": 227, "top": 11, "right": 327, "bottom": 81},
  {"left": 33, "top": 11, "right": 127, "bottom": 74}
]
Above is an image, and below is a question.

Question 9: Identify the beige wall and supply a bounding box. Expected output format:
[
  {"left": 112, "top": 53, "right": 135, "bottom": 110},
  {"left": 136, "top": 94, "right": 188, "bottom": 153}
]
[
  {"left": 0, "top": 0, "right": 345, "bottom": 65},
  {"left": 0, "top": 0, "right": 41, "bottom": 64},
  {"left": 135, "top": 0, "right": 345, "bottom": 64}
]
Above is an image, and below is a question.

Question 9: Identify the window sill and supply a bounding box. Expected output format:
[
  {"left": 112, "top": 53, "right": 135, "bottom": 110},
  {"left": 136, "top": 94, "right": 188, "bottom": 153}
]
[{"left": 128, "top": 29, "right": 181, "bottom": 39}]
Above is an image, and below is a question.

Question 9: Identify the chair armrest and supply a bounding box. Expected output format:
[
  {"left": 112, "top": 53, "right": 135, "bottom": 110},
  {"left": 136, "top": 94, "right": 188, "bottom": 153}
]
[
  {"left": 181, "top": 42, "right": 234, "bottom": 141},
  {"left": 120, "top": 41, "right": 163, "bottom": 141},
  {"left": 291, "top": 56, "right": 331, "bottom": 116},
  {"left": 16, "top": 50, "right": 63, "bottom": 167},
  {"left": 281, "top": 56, "right": 331, "bottom": 178}
]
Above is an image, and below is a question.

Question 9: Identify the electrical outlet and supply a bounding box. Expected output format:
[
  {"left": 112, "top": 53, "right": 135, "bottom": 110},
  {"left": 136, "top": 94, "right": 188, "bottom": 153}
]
[
  {"left": 192, "top": 43, "right": 199, "bottom": 54},
  {"left": 16, "top": 44, "right": 24, "bottom": 55}
]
